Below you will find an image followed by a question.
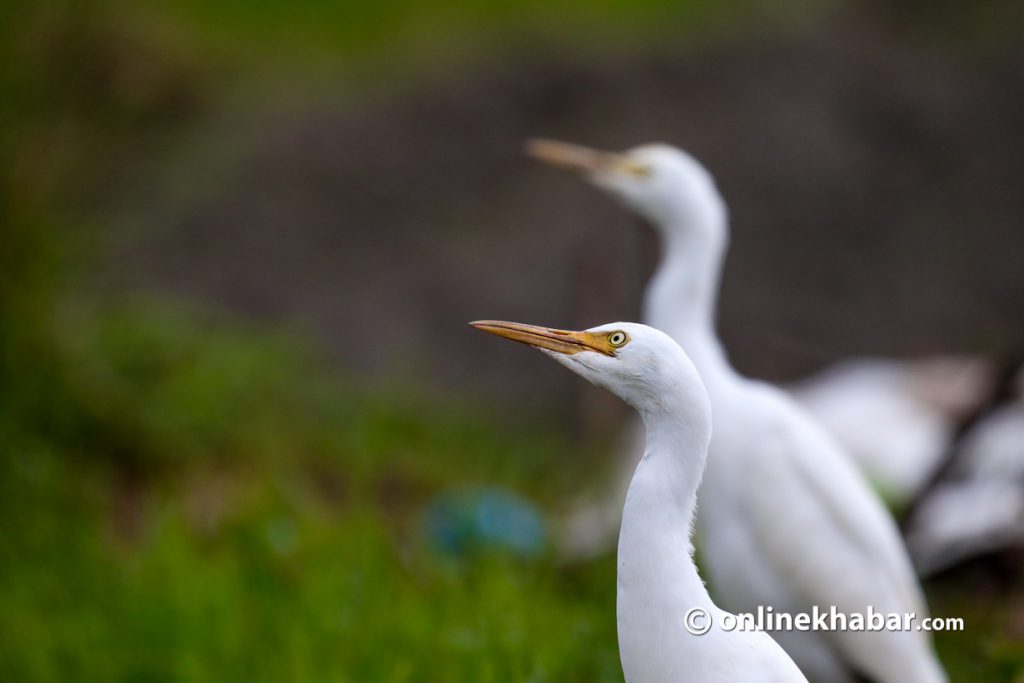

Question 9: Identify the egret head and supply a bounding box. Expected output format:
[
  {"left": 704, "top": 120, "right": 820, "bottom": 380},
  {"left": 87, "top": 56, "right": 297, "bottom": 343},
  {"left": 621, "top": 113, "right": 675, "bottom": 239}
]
[
  {"left": 470, "top": 319, "right": 710, "bottom": 424},
  {"left": 526, "top": 139, "right": 727, "bottom": 241}
]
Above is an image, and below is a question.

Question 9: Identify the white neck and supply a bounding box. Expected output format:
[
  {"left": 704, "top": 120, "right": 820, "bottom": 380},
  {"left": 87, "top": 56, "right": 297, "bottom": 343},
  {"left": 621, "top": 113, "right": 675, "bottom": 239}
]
[
  {"left": 616, "top": 393, "right": 714, "bottom": 680},
  {"left": 641, "top": 213, "right": 733, "bottom": 385}
]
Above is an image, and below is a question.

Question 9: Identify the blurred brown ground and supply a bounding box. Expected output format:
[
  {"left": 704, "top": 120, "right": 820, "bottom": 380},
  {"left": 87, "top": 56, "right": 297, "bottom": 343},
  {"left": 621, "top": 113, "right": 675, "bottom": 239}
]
[{"left": 105, "top": 14, "right": 1024, "bottom": 418}]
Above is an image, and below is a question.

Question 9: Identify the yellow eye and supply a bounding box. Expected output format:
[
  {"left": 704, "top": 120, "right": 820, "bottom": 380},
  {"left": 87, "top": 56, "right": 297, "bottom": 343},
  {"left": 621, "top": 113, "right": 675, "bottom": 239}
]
[
  {"left": 622, "top": 162, "right": 652, "bottom": 178},
  {"left": 608, "top": 331, "right": 629, "bottom": 347}
]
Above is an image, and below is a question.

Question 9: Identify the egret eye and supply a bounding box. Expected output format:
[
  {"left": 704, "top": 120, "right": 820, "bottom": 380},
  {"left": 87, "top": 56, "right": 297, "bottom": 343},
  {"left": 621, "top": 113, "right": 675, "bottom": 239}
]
[
  {"left": 608, "top": 331, "right": 629, "bottom": 348},
  {"left": 624, "top": 162, "right": 652, "bottom": 178}
]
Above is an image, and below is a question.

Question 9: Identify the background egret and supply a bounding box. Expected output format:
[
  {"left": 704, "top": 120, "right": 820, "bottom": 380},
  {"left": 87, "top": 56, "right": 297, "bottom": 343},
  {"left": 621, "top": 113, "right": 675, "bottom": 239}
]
[
  {"left": 906, "top": 365, "right": 1024, "bottom": 574},
  {"left": 791, "top": 356, "right": 992, "bottom": 503}
]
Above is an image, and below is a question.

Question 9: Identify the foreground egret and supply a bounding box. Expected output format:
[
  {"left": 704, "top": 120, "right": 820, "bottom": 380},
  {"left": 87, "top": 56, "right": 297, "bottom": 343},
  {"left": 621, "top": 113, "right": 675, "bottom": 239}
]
[
  {"left": 472, "top": 319, "right": 808, "bottom": 683},
  {"left": 528, "top": 139, "right": 947, "bottom": 683}
]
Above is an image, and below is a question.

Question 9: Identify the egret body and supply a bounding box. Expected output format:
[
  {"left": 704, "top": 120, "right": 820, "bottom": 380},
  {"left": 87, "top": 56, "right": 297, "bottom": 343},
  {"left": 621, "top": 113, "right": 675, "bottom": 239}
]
[{"left": 473, "top": 319, "right": 808, "bottom": 683}]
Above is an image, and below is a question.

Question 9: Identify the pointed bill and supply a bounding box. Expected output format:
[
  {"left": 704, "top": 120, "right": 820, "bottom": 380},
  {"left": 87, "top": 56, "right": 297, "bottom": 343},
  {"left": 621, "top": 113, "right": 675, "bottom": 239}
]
[
  {"left": 469, "top": 320, "right": 617, "bottom": 356},
  {"left": 524, "top": 138, "right": 622, "bottom": 173}
]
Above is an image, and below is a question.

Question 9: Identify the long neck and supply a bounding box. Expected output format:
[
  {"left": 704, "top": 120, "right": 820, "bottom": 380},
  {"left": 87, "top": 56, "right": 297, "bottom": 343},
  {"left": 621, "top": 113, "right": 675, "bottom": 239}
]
[
  {"left": 642, "top": 214, "right": 732, "bottom": 384},
  {"left": 617, "top": 400, "right": 713, "bottom": 611}
]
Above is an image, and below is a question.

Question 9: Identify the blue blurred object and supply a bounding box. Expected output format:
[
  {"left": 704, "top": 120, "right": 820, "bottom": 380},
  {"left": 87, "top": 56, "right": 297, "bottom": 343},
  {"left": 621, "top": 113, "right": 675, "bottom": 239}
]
[{"left": 425, "top": 487, "right": 547, "bottom": 558}]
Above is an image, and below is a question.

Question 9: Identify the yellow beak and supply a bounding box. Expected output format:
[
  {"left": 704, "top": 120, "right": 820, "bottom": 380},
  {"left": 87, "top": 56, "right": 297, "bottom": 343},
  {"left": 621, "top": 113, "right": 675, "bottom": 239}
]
[
  {"left": 524, "top": 138, "right": 622, "bottom": 174},
  {"left": 469, "top": 320, "right": 616, "bottom": 356}
]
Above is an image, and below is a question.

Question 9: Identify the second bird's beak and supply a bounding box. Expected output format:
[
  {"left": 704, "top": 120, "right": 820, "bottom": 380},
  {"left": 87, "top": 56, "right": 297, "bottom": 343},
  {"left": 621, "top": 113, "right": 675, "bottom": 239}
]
[
  {"left": 524, "top": 138, "right": 621, "bottom": 174},
  {"left": 470, "top": 320, "right": 616, "bottom": 356}
]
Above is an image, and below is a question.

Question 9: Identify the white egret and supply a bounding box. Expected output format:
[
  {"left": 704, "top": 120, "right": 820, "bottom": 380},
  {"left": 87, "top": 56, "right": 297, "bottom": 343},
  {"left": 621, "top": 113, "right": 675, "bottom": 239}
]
[
  {"left": 791, "top": 355, "right": 990, "bottom": 504},
  {"left": 908, "top": 477, "right": 1024, "bottom": 575},
  {"left": 527, "top": 139, "right": 947, "bottom": 683},
  {"left": 906, "top": 367, "right": 1024, "bottom": 574},
  {"left": 472, "top": 319, "right": 809, "bottom": 683}
]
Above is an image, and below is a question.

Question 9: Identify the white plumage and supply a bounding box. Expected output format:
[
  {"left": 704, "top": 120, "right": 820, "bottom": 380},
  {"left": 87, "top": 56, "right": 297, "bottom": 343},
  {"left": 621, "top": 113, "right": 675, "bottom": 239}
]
[
  {"left": 790, "top": 356, "right": 990, "bottom": 503},
  {"left": 473, "top": 319, "right": 808, "bottom": 682},
  {"left": 527, "top": 140, "right": 947, "bottom": 683},
  {"left": 906, "top": 369, "right": 1024, "bottom": 574}
]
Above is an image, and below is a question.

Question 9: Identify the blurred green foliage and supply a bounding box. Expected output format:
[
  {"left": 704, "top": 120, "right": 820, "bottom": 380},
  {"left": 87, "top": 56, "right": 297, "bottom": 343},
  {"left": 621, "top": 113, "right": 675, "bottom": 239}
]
[
  {"left": 1, "top": 1, "right": 1021, "bottom": 681},
  {"left": 0, "top": 301, "right": 624, "bottom": 682}
]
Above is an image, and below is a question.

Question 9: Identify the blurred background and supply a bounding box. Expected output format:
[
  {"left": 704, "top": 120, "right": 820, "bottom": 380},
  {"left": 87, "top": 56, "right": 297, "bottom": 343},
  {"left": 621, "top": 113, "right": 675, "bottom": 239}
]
[{"left": 2, "top": 0, "right": 1023, "bottom": 680}]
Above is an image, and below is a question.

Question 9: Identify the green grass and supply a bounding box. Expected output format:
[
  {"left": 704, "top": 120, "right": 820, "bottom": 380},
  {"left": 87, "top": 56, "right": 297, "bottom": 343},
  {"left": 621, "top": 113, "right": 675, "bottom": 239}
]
[{"left": 0, "top": 450, "right": 620, "bottom": 682}]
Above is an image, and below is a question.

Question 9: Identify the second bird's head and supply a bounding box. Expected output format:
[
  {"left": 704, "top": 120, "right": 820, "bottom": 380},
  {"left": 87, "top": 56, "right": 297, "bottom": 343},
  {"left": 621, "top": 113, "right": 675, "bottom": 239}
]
[
  {"left": 470, "top": 320, "right": 710, "bottom": 426},
  {"left": 526, "top": 138, "right": 727, "bottom": 242}
]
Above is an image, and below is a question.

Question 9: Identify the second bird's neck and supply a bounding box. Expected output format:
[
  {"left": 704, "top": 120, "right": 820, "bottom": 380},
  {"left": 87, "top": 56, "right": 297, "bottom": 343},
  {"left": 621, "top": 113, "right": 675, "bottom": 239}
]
[{"left": 642, "top": 216, "right": 733, "bottom": 385}]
